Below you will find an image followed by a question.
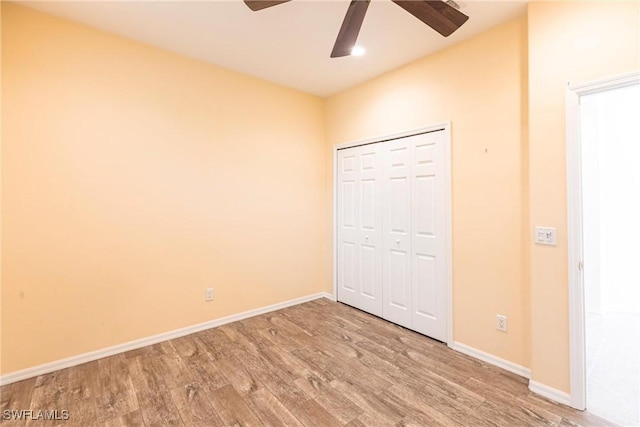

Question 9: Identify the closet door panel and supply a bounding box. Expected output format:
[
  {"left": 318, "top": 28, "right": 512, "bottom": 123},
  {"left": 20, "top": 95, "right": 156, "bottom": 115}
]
[
  {"left": 356, "top": 144, "right": 383, "bottom": 316},
  {"left": 411, "top": 131, "right": 447, "bottom": 341},
  {"left": 337, "top": 145, "right": 383, "bottom": 316},
  {"left": 383, "top": 139, "right": 412, "bottom": 328},
  {"left": 337, "top": 149, "right": 360, "bottom": 308}
]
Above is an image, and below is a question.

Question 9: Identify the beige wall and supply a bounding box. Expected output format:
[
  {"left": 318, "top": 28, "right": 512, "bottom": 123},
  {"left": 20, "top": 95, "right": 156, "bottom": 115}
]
[
  {"left": 527, "top": 1, "right": 640, "bottom": 392},
  {"left": 326, "top": 17, "right": 530, "bottom": 367},
  {"left": 1, "top": 3, "right": 327, "bottom": 374},
  {"left": 0, "top": 1, "right": 3, "bottom": 375}
]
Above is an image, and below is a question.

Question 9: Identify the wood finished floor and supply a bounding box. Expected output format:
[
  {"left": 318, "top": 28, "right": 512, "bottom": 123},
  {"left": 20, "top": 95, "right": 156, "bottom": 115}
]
[{"left": 0, "top": 299, "right": 615, "bottom": 427}]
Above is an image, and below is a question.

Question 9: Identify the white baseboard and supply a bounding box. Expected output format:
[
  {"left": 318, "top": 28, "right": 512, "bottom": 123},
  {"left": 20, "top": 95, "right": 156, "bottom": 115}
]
[
  {"left": 0, "top": 292, "right": 331, "bottom": 386},
  {"left": 322, "top": 291, "right": 337, "bottom": 301},
  {"left": 529, "top": 380, "right": 572, "bottom": 406},
  {"left": 449, "top": 341, "right": 531, "bottom": 379}
]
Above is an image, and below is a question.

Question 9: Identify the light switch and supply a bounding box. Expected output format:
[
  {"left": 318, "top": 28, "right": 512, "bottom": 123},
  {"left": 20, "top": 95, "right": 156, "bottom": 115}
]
[{"left": 534, "top": 227, "right": 557, "bottom": 246}]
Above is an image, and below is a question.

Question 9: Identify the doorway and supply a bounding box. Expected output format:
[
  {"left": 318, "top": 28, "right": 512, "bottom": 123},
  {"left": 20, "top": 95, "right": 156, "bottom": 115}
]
[{"left": 567, "top": 72, "right": 640, "bottom": 426}]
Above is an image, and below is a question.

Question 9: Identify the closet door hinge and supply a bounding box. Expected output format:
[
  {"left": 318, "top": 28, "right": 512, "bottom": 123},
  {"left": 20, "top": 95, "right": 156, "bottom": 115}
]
[{"left": 578, "top": 261, "right": 584, "bottom": 271}]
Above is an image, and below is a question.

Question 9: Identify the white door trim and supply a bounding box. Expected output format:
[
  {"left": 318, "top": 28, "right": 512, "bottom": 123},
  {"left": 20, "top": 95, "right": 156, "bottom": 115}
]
[
  {"left": 566, "top": 71, "right": 640, "bottom": 410},
  {"left": 332, "top": 122, "right": 453, "bottom": 345}
]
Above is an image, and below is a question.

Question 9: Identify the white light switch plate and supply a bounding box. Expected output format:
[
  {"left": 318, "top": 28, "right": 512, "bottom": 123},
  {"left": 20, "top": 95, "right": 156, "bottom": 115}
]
[{"left": 534, "top": 227, "right": 557, "bottom": 246}]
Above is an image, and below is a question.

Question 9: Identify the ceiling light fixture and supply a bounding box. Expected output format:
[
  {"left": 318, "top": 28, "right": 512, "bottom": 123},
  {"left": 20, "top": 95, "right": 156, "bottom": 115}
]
[{"left": 351, "top": 46, "right": 366, "bottom": 56}]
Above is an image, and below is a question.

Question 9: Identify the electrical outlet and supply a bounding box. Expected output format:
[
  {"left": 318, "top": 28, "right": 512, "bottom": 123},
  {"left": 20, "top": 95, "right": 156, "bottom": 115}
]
[
  {"left": 205, "top": 288, "right": 214, "bottom": 302},
  {"left": 496, "top": 314, "right": 507, "bottom": 332}
]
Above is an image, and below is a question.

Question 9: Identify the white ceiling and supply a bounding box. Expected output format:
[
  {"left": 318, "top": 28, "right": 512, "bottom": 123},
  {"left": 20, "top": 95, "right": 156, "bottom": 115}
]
[{"left": 19, "top": 0, "right": 528, "bottom": 97}]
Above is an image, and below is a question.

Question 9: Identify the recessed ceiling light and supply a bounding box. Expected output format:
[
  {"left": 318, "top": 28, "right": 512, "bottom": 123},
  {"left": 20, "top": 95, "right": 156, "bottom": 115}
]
[{"left": 351, "top": 46, "right": 366, "bottom": 57}]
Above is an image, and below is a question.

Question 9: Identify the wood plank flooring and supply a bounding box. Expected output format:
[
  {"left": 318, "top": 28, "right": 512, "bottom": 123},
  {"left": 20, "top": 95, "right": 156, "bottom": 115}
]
[{"left": 0, "top": 299, "right": 615, "bottom": 426}]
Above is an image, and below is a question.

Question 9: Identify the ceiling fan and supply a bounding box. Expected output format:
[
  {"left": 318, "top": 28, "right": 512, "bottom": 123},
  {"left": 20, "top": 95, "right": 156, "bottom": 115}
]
[{"left": 243, "top": 0, "right": 469, "bottom": 58}]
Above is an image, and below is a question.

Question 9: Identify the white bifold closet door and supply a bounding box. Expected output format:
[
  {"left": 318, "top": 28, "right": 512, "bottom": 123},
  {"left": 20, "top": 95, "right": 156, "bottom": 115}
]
[
  {"left": 337, "top": 130, "right": 447, "bottom": 342},
  {"left": 336, "top": 143, "right": 384, "bottom": 317}
]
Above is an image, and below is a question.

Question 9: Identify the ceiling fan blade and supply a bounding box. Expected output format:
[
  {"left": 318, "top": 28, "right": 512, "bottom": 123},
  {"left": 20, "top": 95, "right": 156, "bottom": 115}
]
[
  {"left": 331, "top": 0, "right": 371, "bottom": 58},
  {"left": 392, "top": 0, "right": 468, "bottom": 37},
  {"left": 244, "top": 0, "right": 291, "bottom": 12}
]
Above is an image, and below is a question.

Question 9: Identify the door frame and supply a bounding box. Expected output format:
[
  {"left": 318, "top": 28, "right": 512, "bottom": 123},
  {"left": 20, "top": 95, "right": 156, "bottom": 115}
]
[
  {"left": 332, "top": 122, "right": 453, "bottom": 345},
  {"left": 566, "top": 71, "right": 640, "bottom": 410}
]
